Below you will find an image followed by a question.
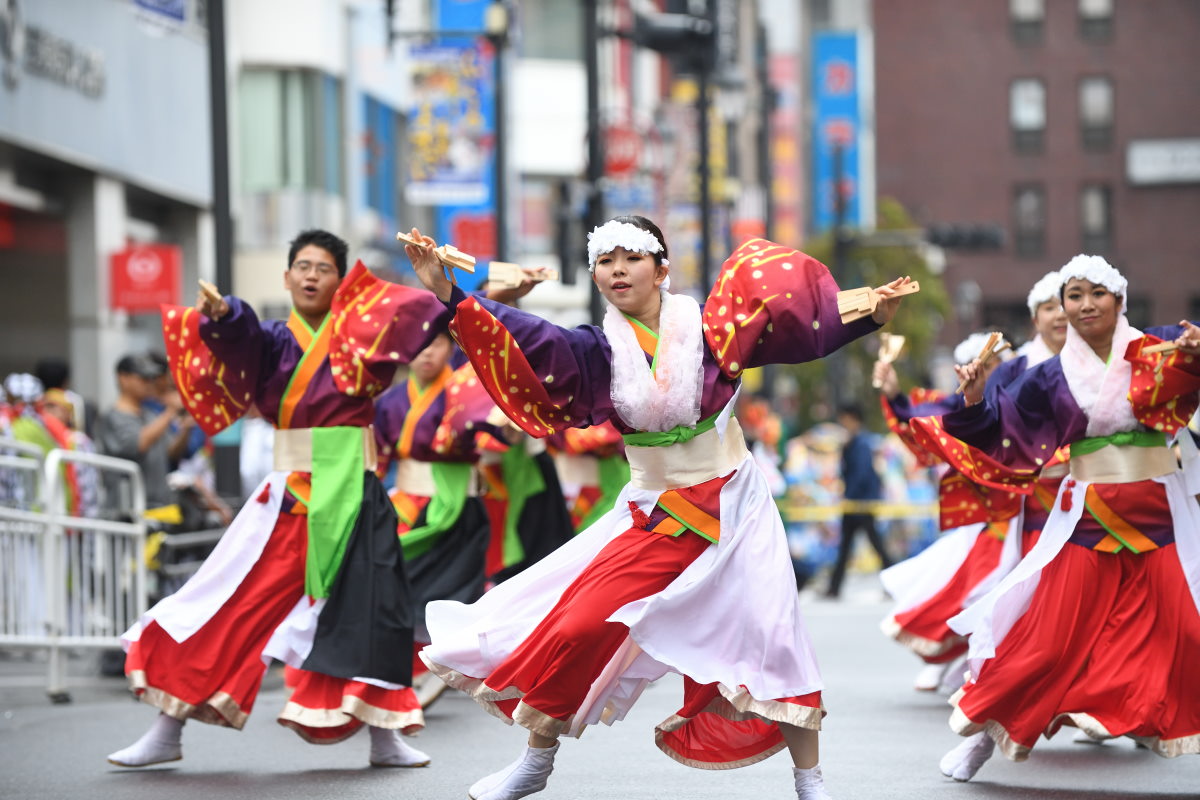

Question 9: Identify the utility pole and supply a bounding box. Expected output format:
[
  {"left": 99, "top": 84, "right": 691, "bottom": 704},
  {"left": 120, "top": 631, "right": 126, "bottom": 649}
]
[
  {"left": 206, "top": 0, "right": 239, "bottom": 499},
  {"left": 584, "top": 0, "right": 605, "bottom": 324},
  {"left": 487, "top": 2, "right": 510, "bottom": 262}
]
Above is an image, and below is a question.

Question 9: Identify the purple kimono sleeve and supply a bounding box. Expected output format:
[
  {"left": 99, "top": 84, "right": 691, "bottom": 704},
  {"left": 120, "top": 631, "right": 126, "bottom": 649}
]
[
  {"left": 703, "top": 238, "right": 878, "bottom": 379},
  {"left": 447, "top": 287, "right": 614, "bottom": 437},
  {"left": 942, "top": 360, "right": 1087, "bottom": 471}
]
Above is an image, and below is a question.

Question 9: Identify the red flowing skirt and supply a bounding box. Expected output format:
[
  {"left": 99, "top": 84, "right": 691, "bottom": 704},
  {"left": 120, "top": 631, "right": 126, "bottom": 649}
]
[
  {"left": 475, "top": 524, "right": 823, "bottom": 768},
  {"left": 126, "top": 510, "right": 420, "bottom": 738},
  {"left": 888, "top": 529, "right": 1006, "bottom": 663},
  {"left": 953, "top": 542, "right": 1200, "bottom": 758}
]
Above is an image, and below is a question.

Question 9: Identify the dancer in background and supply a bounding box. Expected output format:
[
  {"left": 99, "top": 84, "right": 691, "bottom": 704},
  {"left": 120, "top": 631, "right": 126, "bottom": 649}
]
[
  {"left": 879, "top": 272, "right": 1068, "bottom": 693},
  {"left": 935, "top": 255, "right": 1200, "bottom": 781},
  {"left": 108, "top": 229, "right": 447, "bottom": 769},
  {"left": 876, "top": 331, "right": 1021, "bottom": 693},
  {"left": 373, "top": 332, "right": 493, "bottom": 707},
  {"left": 407, "top": 216, "right": 910, "bottom": 800}
]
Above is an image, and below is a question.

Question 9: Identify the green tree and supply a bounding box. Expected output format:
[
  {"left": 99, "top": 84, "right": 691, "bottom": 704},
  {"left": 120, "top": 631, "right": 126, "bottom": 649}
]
[{"left": 784, "top": 197, "right": 952, "bottom": 431}]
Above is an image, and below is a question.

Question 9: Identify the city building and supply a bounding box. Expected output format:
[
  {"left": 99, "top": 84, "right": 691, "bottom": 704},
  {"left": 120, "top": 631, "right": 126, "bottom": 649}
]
[
  {"left": 0, "top": 0, "right": 213, "bottom": 408},
  {"left": 873, "top": 0, "right": 1200, "bottom": 343}
]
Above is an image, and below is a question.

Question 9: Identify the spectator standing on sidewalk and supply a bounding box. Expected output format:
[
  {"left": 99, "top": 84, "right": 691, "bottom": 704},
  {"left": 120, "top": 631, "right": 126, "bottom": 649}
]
[
  {"left": 825, "top": 404, "right": 894, "bottom": 598},
  {"left": 94, "top": 354, "right": 191, "bottom": 511}
]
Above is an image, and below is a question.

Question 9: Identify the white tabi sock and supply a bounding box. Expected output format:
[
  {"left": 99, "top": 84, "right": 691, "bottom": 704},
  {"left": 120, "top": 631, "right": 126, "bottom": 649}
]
[
  {"left": 468, "top": 741, "right": 559, "bottom": 800},
  {"left": 107, "top": 713, "right": 184, "bottom": 767},
  {"left": 939, "top": 731, "right": 995, "bottom": 782},
  {"left": 913, "top": 663, "right": 945, "bottom": 692},
  {"left": 368, "top": 725, "right": 431, "bottom": 767},
  {"left": 793, "top": 764, "right": 834, "bottom": 800}
]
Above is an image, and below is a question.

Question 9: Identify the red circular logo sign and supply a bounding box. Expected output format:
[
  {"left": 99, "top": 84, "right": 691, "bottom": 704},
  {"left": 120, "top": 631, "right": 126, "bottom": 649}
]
[{"left": 604, "top": 125, "right": 641, "bottom": 177}]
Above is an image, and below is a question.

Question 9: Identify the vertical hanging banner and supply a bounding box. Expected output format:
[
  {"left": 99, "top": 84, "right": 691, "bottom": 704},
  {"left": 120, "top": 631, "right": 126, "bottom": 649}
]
[
  {"left": 811, "top": 31, "right": 860, "bottom": 234},
  {"left": 404, "top": 0, "right": 497, "bottom": 290},
  {"left": 404, "top": 43, "right": 492, "bottom": 206}
]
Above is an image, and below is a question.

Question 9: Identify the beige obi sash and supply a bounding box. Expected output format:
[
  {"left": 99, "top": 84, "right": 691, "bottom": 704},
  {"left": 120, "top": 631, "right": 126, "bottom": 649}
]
[
  {"left": 1069, "top": 443, "right": 1177, "bottom": 484},
  {"left": 393, "top": 458, "right": 482, "bottom": 497},
  {"left": 273, "top": 426, "right": 378, "bottom": 474},
  {"left": 625, "top": 418, "right": 750, "bottom": 492}
]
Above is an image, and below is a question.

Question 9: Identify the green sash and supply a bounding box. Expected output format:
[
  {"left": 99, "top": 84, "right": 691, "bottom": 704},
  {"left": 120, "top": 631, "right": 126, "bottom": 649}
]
[
  {"left": 305, "top": 426, "right": 365, "bottom": 598},
  {"left": 399, "top": 461, "right": 472, "bottom": 560},
  {"left": 1072, "top": 429, "right": 1165, "bottom": 458},
  {"left": 622, "top": 411, "right": 721, "bottom": 448}
]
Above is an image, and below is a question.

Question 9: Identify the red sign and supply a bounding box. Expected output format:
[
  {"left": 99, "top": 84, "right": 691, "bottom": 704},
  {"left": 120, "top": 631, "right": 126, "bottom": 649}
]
[
  {"left": 450, "top": 213, "right": 497, "bottom": 262},
  {"left": 604, "top": 124, "right": 642, "bottom": 177},
  {"left": 110, "top": 244, "right": 182, "bottom": 313}
]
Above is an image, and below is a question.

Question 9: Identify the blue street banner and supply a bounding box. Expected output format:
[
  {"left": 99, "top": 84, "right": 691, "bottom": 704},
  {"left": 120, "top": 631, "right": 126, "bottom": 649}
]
[
  {"left": 405, "top": 0, "right": 498, "bottom": 290},
  {"left": 811, "top": 31, "right": 860, "bottom": 233}
]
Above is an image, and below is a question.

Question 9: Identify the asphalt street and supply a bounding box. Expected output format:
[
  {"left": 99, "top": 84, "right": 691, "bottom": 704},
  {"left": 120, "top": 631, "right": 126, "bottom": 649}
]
[{"left": 2, "top": 575, "right": 1197, "bottom": 800}]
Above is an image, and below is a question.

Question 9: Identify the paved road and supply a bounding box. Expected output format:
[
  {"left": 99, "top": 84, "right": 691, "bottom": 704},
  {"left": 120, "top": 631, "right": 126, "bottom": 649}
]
[{"left": 2, "top": 578, "right": 1197, "bottom": 799}]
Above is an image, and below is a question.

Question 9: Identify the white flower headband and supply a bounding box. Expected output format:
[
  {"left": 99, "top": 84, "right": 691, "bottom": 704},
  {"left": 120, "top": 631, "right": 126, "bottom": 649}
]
[
  {"left": 1025, "top": 271, "right": 1063, "bottom": 316},
  {"left": 954, "top": 332, "right": 1005, "bottom": 366},
  {"left": 586, "top": 220, "right": 665, "bottom": 271},
  {"left": 1057, "top": 254, "right": 1127, "bottom": 312}
]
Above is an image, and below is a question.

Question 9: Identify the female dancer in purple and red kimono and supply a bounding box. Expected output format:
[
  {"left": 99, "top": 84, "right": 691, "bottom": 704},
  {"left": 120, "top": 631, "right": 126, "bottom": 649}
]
[
  {"left": 878, "top": 273, "right": 1069, "bottom": 693},
  {"left": 108, "top": 229, "right": 447, "bottom": 769},
  {"left": 932, "top": 255, "right": 1200, "bottom": 781},
  {"left": 404, "top": 217, "right": 911, "bottom": 800}
]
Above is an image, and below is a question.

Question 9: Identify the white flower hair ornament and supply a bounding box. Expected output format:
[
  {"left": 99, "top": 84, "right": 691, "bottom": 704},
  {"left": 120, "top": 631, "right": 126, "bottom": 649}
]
[
  {"left": 587, "top": 220, "right": 665, "bottom": 272},
  {"left": 1026, "top": 271, "right": 1063, "bottom": 317},
  {"left": 1058, "top": 254, "right": 1128, "bottom": 312},
  {"left": 954, "top": 332, "right": 1005, "bottom": 366}
]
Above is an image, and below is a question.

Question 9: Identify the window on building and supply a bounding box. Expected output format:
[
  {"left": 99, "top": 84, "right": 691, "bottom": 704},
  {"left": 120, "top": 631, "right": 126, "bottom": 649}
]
[
  {"left": 1010, "top": 78, "right": 1046, "bottom": 154},
  {"left": 238, "top": 68, "right": 343, "bottom": 194},
  {"left": 518, "top": 0, "right": 582, "bottom": 60},
  {"left": 1080, "top": 184, "right": 1112, "bottom": 253},
  {"left": 1079, "top": 76, "right": 1113, "bottom": 150},
  {"left": 1125, "top": 294, "right": 1151, "bottom": 330},
  {"left": 1010, "top": 0, "right": 1045, "bottom": 44},
  {"left": 1079, "top": 0, "right": 1114, "bottom": 41},
  {"left": 1013, "top": 184, "right": 1046, "bottom": 257},
  {"left": 983, "top": 301, "right": 1031, "bottom": 348}
]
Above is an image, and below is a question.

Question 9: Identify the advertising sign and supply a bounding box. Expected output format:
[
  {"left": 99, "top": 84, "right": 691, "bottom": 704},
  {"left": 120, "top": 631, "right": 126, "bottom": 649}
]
[
  {"left": 811, "top": 32, "right": 860, "bottom": 233},
  {"left": 110, "top": 244, "right": 181, "bottom": 313},
  {"left": 405, "top": 41, "right": 493, "bottom": 206}
]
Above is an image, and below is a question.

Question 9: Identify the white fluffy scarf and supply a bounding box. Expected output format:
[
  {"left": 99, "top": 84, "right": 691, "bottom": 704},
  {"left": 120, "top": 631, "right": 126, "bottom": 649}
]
[
  {"left": 1059, "top": 314, "right": 1141, "bottom": 437},
  {"left": 603, "top": 290, "right": 704, "bottom": 433},
  {"left": 1017, "top": 334, "right": 1056, "bottom": 369}
]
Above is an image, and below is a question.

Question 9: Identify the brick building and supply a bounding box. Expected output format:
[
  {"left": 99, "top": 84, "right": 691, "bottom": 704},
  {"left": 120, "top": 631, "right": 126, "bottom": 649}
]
[{"left": 872, "top": 0, "right": 1200, "bottom": 344}]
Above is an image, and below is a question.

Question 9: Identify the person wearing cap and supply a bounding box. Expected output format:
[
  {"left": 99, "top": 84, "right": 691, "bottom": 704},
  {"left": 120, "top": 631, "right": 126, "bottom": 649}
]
[
  {"left": 108, "top": 228, "right": 451, "bottom": 771},
  {"left": 934, "top": 255, "right": 1200, "bottom": 782},
  {"left": 94, "top": 354, "right": 191, "bottom": 510}
]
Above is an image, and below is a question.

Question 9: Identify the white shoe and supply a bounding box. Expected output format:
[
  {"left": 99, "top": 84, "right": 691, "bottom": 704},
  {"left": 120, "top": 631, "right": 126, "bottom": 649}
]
[
  {"left": 415, "top": 675, "right": 450, "bottom": 709},
  {"left": 468, "top": 742, "right": 559, "bottom": 800},
  {"left": 368, "top": 726, "right": 431, "bottom": 768},
  {"left": 939, "top": 732, "right": 994, "bottom": 782},
  {"left": 913, "top": 663, "right": 945, "bottom": 692},
  {"left": 1073, "top": 729, "right": 1112, "bottom": 745},
  {"left": 793, "top": 765, "right": 834, "bottom": 800},
  {"left": 107, "top": 714, "right": 184, "bottom": 767}
]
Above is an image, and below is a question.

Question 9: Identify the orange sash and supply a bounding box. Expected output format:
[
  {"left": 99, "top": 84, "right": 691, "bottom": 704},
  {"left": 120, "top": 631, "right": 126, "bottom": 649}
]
[
  {"left": 395, "top": 366, "right": 452, "bottom": 459},
  {"left": 279, "top": 312, "right": 332, "bottom": 430}
]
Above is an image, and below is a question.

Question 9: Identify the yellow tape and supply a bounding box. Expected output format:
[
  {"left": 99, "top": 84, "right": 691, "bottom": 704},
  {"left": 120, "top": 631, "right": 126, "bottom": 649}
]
[{"left": 780, "top": 500, "right": 938, "bottom": 523}]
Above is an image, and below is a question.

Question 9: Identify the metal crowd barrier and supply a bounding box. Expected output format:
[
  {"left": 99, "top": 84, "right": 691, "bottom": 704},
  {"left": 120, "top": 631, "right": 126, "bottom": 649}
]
[{"left": 0, "top": 439, "right": 146, "bottom": 702}]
